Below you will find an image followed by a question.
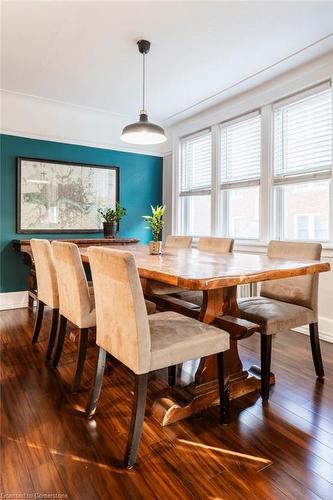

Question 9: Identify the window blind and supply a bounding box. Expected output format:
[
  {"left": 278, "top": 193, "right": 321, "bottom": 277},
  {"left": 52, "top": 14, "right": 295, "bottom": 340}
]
[
  {"left": 221, "top": 113, "right": 261, "bottom": 185},
  {"left": 274, "top": 87, "right": 332, "bottom": 178},
  {"left": 180, "top": 131, "right": 212, "bottom": 194}
]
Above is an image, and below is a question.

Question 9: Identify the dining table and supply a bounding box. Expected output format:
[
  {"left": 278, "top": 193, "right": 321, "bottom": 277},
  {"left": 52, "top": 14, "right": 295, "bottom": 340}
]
[{"left": 80, "top": 244, "right": 330, "bottom": 426}]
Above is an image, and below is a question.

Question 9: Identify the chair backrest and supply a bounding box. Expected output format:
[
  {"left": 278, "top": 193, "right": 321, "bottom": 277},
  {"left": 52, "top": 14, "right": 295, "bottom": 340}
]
[
  {"left": 198, "top": 237, "right": 234, "bottom": 253},
  {"left": 51, "top": 241, "right": 93, "bottom": 327},
  {"left": 88, "top": 247, "right": 151, "bottom": 374},
  {"left": 30, "top": 239, "right": 59, "bottom": 309},
  {"left": 165, "top": 235, "right": 192, "bottom": 249},
  {"left": 260, "top": 240, "right": 322, "bottom": 312}
]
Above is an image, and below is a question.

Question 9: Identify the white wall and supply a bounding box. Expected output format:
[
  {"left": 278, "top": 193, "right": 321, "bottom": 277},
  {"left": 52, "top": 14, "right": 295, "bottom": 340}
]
[
  {"left": 162, "top": 153, "right": 173, "bottom": 240},
  {"left": 0, "top": 90, "right": 171, "bottom": 156},
  {"left": 169, "top": 51, "right": 333, "bottom": 140},
  {"left": 164, "top": 52, "right": 333, "bottom": 342}
]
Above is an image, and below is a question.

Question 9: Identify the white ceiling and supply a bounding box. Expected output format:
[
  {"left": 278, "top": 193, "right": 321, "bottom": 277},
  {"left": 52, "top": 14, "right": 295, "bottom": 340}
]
[{"left": 1, "top": 1, "right": 333, "bottom": 126}]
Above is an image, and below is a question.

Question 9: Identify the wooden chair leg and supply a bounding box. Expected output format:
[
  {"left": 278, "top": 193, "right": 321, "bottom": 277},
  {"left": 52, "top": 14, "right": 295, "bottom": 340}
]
[
  {"left": 124, "top": 373, "right": 148, "bottom": 469},
  {"left": 45, "top": 308, "right": 59, "bottom": 361},
  {"left": 32, "top": 299, "right": 45, "bottom": 343},
  {"left": 28, "top": 294, "right": 34, "bottom": 309},
  {"left": 261, "top": 334, "right": 272, "bottom": 402},
  {"left": 72, "top": 328, "right": 89, "bottom": 392},
  {"left": 309, "top": 323, "right": 325, "bottom": 378},
  {"left": 168, "top": 365, "right": 176, "bottom": 387},
  {"left": 86, "top": 347, "right": 107, "bottom": 418},
  {"left": 52, "top": 315, "right": 67, "bottom": 368},
  {"left": 217, "top": 351, "right": 230, "bottom": 423}
]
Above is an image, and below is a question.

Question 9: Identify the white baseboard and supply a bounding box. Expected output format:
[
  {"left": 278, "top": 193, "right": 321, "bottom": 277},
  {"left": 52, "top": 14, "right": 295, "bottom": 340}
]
[
  {"left": 0, "top": 291, "right": 29, "bottom": 310},
  {"left": 294, "top": 316, "right": 333, "bottom": 343}
]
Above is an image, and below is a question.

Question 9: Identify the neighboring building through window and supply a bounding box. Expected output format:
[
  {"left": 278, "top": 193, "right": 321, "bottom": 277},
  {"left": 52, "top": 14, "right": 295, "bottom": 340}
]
[{"left": 295, "top": 213, "right": 329, "bottom": 241}]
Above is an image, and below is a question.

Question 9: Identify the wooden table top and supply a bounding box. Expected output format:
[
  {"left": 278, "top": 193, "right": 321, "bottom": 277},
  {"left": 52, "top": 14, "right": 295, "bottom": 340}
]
[{"left": 80, "top": 245, "right": 330, "bottom": 290}]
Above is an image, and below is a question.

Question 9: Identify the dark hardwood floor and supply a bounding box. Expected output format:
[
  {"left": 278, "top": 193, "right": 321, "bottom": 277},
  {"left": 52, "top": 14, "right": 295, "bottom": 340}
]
[{"left": 1, "top": 307, "right": 333, "bottom": 499}]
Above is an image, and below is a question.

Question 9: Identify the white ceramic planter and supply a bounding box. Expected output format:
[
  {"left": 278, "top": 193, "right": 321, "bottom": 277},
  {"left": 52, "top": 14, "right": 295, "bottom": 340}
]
[{"left": 149, "top": 241, "right": 162, "bottom": 255}]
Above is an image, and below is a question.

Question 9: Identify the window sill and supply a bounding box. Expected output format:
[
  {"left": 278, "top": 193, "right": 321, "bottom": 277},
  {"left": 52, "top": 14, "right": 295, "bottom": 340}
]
[
  {"left": 234, "top": 241, "right": 333, "bottom": 259},
  {"left": 190, "top": 237, "right": 333, "bottom": 259}
]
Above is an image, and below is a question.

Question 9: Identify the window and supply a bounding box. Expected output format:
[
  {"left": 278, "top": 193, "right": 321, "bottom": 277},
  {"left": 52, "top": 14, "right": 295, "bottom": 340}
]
[
  {"left": 220, "top": 112, "right": 261, "bottom": 239},
  {"left": 175, "top": 80, "right": 332, "bottom": 245},
  {"left": 273, "top": 83, "right": 332, "bottom": 242},
  {"left": 179, "top": 131, "right": 212, "bottom": 236}
]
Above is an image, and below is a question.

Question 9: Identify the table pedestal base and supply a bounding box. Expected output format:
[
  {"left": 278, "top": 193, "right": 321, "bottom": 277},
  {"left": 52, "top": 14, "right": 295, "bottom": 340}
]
[
  {"left": 152, "top": 367, "right": 275, "bottom": 426},
  {"left": 147, "top": 285, "right": 275, "bottom": 426}
]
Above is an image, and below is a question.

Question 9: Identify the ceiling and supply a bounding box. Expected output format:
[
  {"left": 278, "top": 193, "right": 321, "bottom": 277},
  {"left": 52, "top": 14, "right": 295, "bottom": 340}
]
[{"left": 1, "top": 1, "right": 333, "bottom": 126}]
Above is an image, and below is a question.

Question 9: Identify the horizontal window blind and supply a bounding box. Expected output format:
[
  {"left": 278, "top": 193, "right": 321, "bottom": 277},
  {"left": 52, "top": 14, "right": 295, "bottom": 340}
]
[
  {"left": 221, "top": 113, "right": 261, "bottom": 184},
  {"left": 274, "top": 87, "right": 332, "bottom": 178},
  {"left": 180, "top": 131, "right": 212, "bottom": 194}
]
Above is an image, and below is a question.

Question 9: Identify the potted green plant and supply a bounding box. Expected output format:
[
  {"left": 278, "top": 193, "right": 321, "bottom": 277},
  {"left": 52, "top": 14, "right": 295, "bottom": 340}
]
[
  {"left": 98, "top": 202, "right": 126, "bottom": 238},
  {"left": 142, "top": 205, "right": 166, "bottom": 254}
]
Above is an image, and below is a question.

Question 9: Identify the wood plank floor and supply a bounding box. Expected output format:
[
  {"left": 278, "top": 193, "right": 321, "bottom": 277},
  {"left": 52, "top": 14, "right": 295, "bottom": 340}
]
[{"left": 1, "top": 307, "right": 333, "bottom": 499}]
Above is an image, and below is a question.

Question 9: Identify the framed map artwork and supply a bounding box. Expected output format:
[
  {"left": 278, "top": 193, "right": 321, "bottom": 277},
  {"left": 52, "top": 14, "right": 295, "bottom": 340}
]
[{"left": 17, "top": 157, "right": 119, "bottom": 233}]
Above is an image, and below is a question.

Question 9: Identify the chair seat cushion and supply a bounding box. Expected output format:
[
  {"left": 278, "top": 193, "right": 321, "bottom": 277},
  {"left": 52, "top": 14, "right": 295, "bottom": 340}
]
[
  {"left": 149, "top": 311, "right": 229, "bottom": 371},
  {"left": 172, "top": 290, "right": 203, "bottom": 306},
  {"left": 145, "top": 300, "right": 157, "bottom": 315},
  {"left": 238, "top": 296, "right": 316, "bottom": 335}
]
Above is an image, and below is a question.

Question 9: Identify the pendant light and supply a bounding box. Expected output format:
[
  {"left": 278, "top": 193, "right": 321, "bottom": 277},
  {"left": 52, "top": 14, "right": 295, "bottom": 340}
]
[{"left": 121, "top": 40, "right": 166, "bottom": 145}]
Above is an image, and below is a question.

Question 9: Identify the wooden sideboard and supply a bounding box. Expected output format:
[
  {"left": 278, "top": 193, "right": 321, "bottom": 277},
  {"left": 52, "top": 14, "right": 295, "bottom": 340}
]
[{"left": 12, "top": 238, "right": 139, "bottom": 307}]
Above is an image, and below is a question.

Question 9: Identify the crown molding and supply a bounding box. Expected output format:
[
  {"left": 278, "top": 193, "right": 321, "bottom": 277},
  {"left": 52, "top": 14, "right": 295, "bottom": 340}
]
[
  {"left": 0, "top": 128, "right": 165, "bottom": 157},
  {"left": 0, "top": 88, "right": 131, "bottom": 120},
  {"left": 1, "top": 90, "right": 170, "bottom": 156}
]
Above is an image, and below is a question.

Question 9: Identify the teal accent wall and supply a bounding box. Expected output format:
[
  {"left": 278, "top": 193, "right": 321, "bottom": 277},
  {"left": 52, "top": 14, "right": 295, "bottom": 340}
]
[{"left": 0, "top": 134, "right": 163, "bottom": 293}]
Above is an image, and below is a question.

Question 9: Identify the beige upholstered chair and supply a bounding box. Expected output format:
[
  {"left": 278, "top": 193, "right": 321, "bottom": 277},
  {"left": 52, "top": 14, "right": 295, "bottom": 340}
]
[
  {"left": 51, "top": 242, "right": 156, "bottom": 391},
  {"left": 197, "top": 237, "right": 234, "bottom": 253},
  {"left": 165, "top": 235, "right": 192, "bottom": 249},
  {"left": 86, "top": 247, "right": 230, "bottom": 468},
  {"left": 51, "top": 241, "right": 96, "bottom": 392},
  {"left": 238, "top": 240, "right": 324, "bottom": 401},
  {"left": 144, "top": 235, "right": 193, "bottom": 296},
  {"left": 30, "top": 239, "right": 59, "bottom": 360},
  {"left": 172, "top": 237, "right": 234, "bottom": 306}
]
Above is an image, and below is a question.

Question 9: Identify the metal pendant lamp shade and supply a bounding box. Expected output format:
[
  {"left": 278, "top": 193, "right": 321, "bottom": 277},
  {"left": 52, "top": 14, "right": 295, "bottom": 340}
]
[
  {"left": 121, "top": 40, "right": 166, "bottom": 145},
  {"left": 121, "top": 112, "right": 166, "bottom": 145}
]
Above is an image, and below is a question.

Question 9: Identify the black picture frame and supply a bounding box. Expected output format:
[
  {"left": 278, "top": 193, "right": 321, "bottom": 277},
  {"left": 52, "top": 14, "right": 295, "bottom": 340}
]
[{"left": 17, "top": 157, "right": 119, "bottom": 234}]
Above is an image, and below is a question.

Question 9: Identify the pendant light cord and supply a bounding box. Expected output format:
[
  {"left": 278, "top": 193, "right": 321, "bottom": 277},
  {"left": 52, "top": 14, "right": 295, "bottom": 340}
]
[{"left": 142, "top": 52, "right": 146, "bottom": 113}]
